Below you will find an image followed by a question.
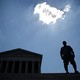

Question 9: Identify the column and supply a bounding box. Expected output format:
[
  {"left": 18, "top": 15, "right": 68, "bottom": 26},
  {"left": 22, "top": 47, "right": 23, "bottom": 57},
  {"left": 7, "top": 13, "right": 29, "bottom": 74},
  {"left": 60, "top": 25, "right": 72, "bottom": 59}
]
[
  {"left": 32, "top": 61, "right": 34, "bottom": 73},
  {"left": 0, "top": 61, "right": 3, "bottom": 73},
  {"left": 38, "top": 62, "right": 41, "bottom": 73},
  {"left": 0, "top": 61, "right": 7, "bottom": 73},
  {"left": 11, "top": 61, "right": 15, "bottom": 73},
  {"left": 4, "top": 61, "right": 9, "bottom": 73},
  {"left": 19, "top": 61, "right": 22, "bottom": 73},
  {"left": 25, "top": 61, "right": 28, "bottom": 73}
]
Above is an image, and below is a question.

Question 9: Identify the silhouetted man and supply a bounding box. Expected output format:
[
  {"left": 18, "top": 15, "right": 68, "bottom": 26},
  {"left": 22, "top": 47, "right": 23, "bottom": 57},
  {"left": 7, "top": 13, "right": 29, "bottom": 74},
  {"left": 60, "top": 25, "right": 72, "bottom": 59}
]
[{"left": 60, "top": 41, "right": 79, "bottom": 73}]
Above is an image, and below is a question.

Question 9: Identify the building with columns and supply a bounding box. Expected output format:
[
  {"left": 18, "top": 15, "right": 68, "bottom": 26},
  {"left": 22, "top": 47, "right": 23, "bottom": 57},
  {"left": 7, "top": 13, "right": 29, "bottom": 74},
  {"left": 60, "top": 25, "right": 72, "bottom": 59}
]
[
  {"left": 0, "top": 48, "right": 80, "bottom": 80},
  {"left": 0, "top": 48, "right": 42, "bottom": 74}
]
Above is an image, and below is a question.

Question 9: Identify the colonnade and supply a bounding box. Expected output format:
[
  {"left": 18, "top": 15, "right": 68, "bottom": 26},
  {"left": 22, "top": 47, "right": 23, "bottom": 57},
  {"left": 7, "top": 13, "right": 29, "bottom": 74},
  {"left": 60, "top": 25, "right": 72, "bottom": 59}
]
[{"left": 0, "top": 61, "right": 40, "bottom": 73}]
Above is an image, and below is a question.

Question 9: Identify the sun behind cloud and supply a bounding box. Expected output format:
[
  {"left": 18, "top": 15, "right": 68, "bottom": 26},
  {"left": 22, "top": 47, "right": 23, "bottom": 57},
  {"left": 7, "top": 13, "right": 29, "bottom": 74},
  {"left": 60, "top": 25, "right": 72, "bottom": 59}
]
[{"left": 34, "top": 2, "right": 71, "bottom": 25}]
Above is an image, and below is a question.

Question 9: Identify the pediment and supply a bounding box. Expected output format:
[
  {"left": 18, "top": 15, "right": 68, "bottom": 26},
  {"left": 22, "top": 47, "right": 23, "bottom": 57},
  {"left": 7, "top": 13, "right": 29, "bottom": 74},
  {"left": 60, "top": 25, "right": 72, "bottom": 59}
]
[{"left": 0, "top": 48, "right": 42, "bottom": 58}]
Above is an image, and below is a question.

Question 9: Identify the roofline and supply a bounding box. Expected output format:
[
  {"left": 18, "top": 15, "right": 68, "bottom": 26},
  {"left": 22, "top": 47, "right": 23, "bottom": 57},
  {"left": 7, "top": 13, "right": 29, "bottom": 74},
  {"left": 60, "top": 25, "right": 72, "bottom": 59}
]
[{"left": 0, "top": 48, "right": 43, "bottom": 57}]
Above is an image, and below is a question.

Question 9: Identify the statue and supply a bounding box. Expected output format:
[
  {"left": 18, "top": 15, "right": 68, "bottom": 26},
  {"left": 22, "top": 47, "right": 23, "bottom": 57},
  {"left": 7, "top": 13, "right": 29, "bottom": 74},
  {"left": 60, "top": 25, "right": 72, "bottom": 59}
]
[{"left": 60, "top": 41, "right": 79, "bottom": 73}]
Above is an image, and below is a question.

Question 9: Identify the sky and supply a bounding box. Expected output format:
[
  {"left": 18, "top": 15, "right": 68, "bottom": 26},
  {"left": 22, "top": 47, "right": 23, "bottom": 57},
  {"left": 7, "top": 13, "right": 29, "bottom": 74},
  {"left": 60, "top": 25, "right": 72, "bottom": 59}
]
[{"left": 0, "top": 0, "right": 80, "bottom": 73}]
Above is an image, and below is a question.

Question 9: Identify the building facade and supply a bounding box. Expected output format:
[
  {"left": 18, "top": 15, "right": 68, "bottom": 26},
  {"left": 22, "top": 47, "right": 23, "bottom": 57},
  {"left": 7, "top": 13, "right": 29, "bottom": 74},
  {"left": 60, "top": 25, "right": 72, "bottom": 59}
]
[{"left": 0, "top": 48, "right": 42, "bottom": 74}]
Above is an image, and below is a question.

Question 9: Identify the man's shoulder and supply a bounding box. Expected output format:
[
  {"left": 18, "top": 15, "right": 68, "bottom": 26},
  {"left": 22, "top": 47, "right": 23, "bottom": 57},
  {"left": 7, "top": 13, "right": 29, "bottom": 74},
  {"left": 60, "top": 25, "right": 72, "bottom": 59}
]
[
  {"left": 61, "top": 46, "right": 65, "bottom": 50},
  {"left": 61, "top": 45, "right": 71, "bottom": 48},
  {"left": 67, "top": 45, "right": 72, "bottom": 48},
  {"left": 61, "top": 46, "right": 64, "bottom": 49}
]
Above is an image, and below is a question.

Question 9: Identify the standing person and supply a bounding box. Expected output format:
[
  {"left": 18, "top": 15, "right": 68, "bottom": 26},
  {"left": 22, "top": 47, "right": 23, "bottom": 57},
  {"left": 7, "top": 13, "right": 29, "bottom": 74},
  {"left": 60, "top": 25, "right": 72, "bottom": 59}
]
[{"left": 60, "top": 41, "right": 79, "bottom": 73}]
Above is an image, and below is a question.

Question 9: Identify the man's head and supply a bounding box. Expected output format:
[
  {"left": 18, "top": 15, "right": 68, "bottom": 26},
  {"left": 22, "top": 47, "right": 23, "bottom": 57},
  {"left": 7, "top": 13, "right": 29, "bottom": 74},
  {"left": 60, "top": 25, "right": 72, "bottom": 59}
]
[{"left": 63, "top": 41, "right": 67, "bottom": 46}]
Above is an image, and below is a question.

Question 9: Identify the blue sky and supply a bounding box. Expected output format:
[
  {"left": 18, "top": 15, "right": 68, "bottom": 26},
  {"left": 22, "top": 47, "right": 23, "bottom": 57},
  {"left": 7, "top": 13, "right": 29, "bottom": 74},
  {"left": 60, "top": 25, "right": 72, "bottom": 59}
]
[{"left": 0, "top": 0, "right": 80, "bottom": 73}]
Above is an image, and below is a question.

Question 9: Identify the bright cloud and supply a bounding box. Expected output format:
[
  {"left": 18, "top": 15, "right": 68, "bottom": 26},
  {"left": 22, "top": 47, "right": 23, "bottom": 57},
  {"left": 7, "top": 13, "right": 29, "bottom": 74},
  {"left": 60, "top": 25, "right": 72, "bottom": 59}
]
[{"left": 34, "top": 2, "right": 71, "bottom": 24}]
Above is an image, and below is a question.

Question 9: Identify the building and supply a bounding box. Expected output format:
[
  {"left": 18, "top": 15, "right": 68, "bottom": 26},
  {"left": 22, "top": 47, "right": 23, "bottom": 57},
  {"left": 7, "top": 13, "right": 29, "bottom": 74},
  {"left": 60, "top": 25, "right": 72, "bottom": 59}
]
[
  {"left": 0, "top": 48, "right": 80, "bottom": 80},
  {"left": 0, "top": 48, "right": 42, "bottom": 74}
]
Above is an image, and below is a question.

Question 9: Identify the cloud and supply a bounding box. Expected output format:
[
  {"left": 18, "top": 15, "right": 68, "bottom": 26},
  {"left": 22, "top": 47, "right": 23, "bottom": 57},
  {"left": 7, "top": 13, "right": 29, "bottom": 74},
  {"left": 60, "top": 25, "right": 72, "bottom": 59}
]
[{"left": 34, "top": 2, "right": 71, "bottom": 25}]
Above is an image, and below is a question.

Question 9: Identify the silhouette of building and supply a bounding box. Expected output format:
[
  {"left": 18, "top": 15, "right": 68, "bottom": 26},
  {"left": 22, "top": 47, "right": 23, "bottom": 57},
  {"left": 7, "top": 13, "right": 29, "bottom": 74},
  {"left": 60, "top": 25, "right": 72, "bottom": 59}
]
[
  {"left": 0, "top": 48, "right": 80, "bottom": 80},
  {"left": 0, "top": 48, "right": 42, "bottom": 74}
]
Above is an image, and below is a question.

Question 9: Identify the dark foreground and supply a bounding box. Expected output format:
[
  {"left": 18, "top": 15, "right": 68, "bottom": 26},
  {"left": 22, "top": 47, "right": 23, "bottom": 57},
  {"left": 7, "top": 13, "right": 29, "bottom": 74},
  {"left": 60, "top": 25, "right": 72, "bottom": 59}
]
[{"left": 0, "top": 73, "right": 80, "bottom": 80}]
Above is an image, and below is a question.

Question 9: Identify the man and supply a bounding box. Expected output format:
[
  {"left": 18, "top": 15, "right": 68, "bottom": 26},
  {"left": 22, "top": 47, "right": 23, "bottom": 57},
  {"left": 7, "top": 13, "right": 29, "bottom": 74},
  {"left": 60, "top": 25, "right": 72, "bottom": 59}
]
[{"left": 60, "top": 41, "right": 79, "bottom": 73}]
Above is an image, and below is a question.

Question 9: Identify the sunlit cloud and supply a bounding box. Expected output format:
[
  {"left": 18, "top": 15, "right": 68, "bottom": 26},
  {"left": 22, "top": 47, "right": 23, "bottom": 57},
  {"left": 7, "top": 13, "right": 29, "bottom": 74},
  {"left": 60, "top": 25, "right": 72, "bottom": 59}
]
[
  {"left": 34, "top": 2, "right": 71, "bottom": 25},
  {"left": 63, "top": 4, "right": 71, "bottom": 12}
]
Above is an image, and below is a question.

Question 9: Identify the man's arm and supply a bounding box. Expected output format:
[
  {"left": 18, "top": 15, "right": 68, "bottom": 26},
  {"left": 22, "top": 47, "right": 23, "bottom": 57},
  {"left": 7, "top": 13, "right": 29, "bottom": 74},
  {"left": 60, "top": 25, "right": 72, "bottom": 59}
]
[
  {"left": 60, "top": 48, "right": 64, "bottom": 60},
  {"left": 69, "top": 46, "right": 75, "bottom": 58}
]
